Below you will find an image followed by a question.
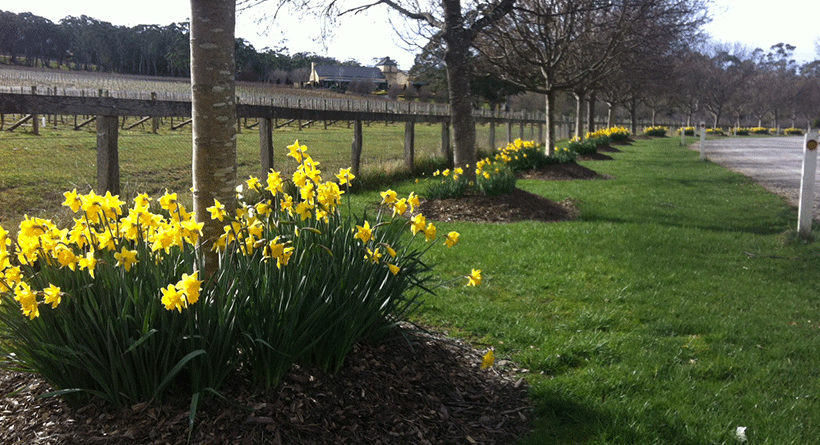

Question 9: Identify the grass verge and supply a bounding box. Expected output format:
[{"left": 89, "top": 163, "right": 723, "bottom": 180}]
[{"left": 352, "top": 136, "right": 820, "bottom": 444}]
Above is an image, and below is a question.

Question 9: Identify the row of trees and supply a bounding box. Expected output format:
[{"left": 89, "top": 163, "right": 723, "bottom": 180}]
[
  {"left": 400, "top": 1, "right": 820, "bottom": 155},
  {"left": 0, "top": 10, "right": 354, "bottom": 82}
]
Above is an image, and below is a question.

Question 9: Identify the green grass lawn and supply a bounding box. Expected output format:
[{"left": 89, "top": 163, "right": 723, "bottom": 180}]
[{"left": 352, "top": 137, "right": 820, "bottom": 444}]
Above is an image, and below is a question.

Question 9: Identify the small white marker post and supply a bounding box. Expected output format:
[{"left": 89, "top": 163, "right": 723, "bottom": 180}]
[
  {"left": 699, "top": 121, "right": 706, "bottom": 160},
  {"left": 797, "top": 130, "right": 820, "bottom": 237}
]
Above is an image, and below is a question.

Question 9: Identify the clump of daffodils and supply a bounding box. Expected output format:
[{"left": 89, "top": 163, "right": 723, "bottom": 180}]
[
  {"left": 0, "top": 140, "right": 485, "bottom": 406},
  {"left": 206, "top": 140, "right": 473, "bottom": 284},
  {"left": 644, "top": 126, "right": 668, "bottom": 137},
  {"left": 0, "top": 189, "right": 203, "bottom": 319},
  {"left": 587, "top": 126, "right": 630, "bottom": 142}
]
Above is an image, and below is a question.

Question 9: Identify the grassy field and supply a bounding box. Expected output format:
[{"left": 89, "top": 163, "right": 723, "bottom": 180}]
[{"left": 346, "top": 136, "right": 820, "bottom": 444}]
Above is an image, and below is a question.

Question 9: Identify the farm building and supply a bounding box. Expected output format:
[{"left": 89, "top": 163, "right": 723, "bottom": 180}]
[
  {"left": 308, "top": 63, "right": 388, "bottom": 91},
  {"left": 309, "top": 57, "right": 423, "bottom": 92}
]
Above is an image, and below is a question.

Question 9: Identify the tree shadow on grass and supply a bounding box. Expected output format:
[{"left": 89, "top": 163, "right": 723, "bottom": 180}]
[{"left": 522, "top": 389, "right": 718, "bottom": 445}]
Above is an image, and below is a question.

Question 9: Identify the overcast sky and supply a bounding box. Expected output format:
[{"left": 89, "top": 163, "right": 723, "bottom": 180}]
[{"left": 3, "top": 0, "right": 818, "bottom": 69}]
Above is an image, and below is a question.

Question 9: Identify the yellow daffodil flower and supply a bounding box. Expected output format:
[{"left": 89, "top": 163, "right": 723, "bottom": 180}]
[
  {"left": 159, "top": 191, "right": 179, "bottom": 213},
  {"left": 246, "top": 176, "right": 261, "bottom": 191},
  {"left": 354, "top": 221, "right": 372, "bottom": 244},
  {"left": 62, "top": 189, "right": 82, "bottom": 213},
  {"left": 365, "top": 247, "right": 382, "bottom": 264},
  {"left": 255, "top": 201, "right": 272, "bottom": 217},
  {"left": 78, "top": 250, "right": 98, "bottom": 278},
  {"left": 286, "top": 140, "right": 306, "bottom": 163},
  {"left": 114, "top": 246, "right": 138, "bottom": 272},
  {"left": 407, "top": 192, "right": 420, "bottom": 212},
  {"left": 423, "top": 222, "right": 436, "bottom": 242},
  {"left": 294, "top": 201, "right": 313, "bottom": 221},
  {"left": 444, "top": 231, "right": 460, "bottom": 248},
  {"left": 380, "top": 189, "right": 398, "bottom": 205},
  {"left": 336, "top": 168, "right": 355, "bottom": 186},
  {"left": 467, "top": 269, "right": 482, "bottom": 287},
  {"left": 392, "top": 198, "right": 408, "bottom": 217},
  {"left": 175, "top": 272, "right": 202, "bottom": 305},
  {"left": 43, "top": 284, "right": 62, "bottom": 309},
  {"left": 388, "top": 263, "right": 400, "bottom": 275},
  {"left": 207, "top": 199, "right": 227, "bottom": 222},
  {"left": 410, "top": 214, "right": 426, "bottom": 235},
  {"left": 161, "top": 284, "right": 185, "bottom": 312},
  {"left": 481, "top": 349, "right": 494, "bottom": 369},
  {"left": 133, "top": 193, "right": 152, "bottom": 210},
  {"left": 265, "top": 170, "right": 284, "bottom": 194}
]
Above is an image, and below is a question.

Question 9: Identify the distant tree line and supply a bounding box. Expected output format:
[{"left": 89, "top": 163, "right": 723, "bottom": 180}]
[{"left": 0, "top": 10, "right": 359, "bottom": 82}]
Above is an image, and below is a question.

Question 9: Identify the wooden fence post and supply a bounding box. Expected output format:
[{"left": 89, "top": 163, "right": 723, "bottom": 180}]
[
  {"left": 96, "top": 115, "right": 120, "bottom": 195},
  {"left": 236, "top": 97, "right": 242, "bottom": 134},
  {"left": 489, "top": 121, "right": 496, "bottom": 150},
  {"left": 404, "top": 120, "right": 415, "bottom": 172},
  {"left": 351, "top": 119, "right": 363, "bottom": 176},
  {"left": 31, "top": 86, "right": 39, "bottom": 136},
  {"left": 260, "top": 117, "right": 274, "bottom": 179},
  {"left": 506, "top": 120, "right": 512, "bottom": 144},
  {"left": 151, "top": 92, "right": 159, "bottom": 134},
  {"left": 440, "top": 120, "right": 452, "bottom": 164}
]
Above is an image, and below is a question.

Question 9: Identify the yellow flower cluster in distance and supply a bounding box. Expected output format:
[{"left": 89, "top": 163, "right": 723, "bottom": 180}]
[
  {"left": 587, "top": 126, "right": 629, "bottom": 140},
  {"left": 643, "top": 126, "right": 668, "bottom": 135},
  {"left": 492, "top": 138, "right": 536, "bottom": 164},
  {"left": 0, "top": 190, "right": 204, "bottom": 319}
]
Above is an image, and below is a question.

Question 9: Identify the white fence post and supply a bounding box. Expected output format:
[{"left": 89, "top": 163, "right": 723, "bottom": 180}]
[
  {"left": 797, "top": 130, "right": 820, "bottom": 237},
  {"left": 699, "top": 121, "right": 706, "bottom": 160}
]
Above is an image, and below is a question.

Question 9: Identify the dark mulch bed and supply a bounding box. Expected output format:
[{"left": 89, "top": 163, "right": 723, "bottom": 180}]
[
  {"left": 0, "top": 329, "right": 531, "bottom": 445},
  {"left": 417, "top": 188, "right": 579, "bottom": 224},
  {"left": 596, "top": 144, "right": 622, "bottom": 153},
  {"left": 518, "top": 161, "right": 607, "bottom": 181}
]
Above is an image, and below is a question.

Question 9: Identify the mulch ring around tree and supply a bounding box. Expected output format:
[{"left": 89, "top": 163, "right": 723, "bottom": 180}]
[
  {"left": 417, "top": 188, "right": 580, "bottom": 224},
  {"left": 0, "top": 327, "right": 532, "bottom": 445},
  {"left": 415, "top": 161, "right": 611, "bottom": 224}
]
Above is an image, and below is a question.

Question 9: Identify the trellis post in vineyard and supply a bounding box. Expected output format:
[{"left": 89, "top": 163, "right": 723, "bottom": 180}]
[{"left": 797, "top": 130, "right": 820, "bottom": 237}]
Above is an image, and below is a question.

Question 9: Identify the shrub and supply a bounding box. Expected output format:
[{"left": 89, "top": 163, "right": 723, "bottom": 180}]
[
  {"left": 644, "top": 126, "right": 668, "bottom": 137},
  {"left": 733, "top": 128, "right": 750, "bottom": 136},
  {"left": 750, "top": 127, "right": 769, "bottom": 134},
  {"left": 784, "top": 127, "right": 804, "bottom": 135},
  {"left": 706, "top": 128, "right": 725, "bottom": 136},
  {"left": 676, "top": 127, "right": 695, "bottom": 136}
]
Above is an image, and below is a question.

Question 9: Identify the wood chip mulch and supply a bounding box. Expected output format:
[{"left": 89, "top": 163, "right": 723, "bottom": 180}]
[{"left": 0, "top": 328, "right": 531, "bottom": 445}]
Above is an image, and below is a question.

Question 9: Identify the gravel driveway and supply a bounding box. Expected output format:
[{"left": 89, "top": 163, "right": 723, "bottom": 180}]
[{"left": 693, "top": 136, "right": 820, "bottom": 218}]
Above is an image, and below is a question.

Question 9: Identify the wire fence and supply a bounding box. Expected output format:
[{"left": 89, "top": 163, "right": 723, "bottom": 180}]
[{"left": 1, "top": 114, "right": 528, "bottom": 228}]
